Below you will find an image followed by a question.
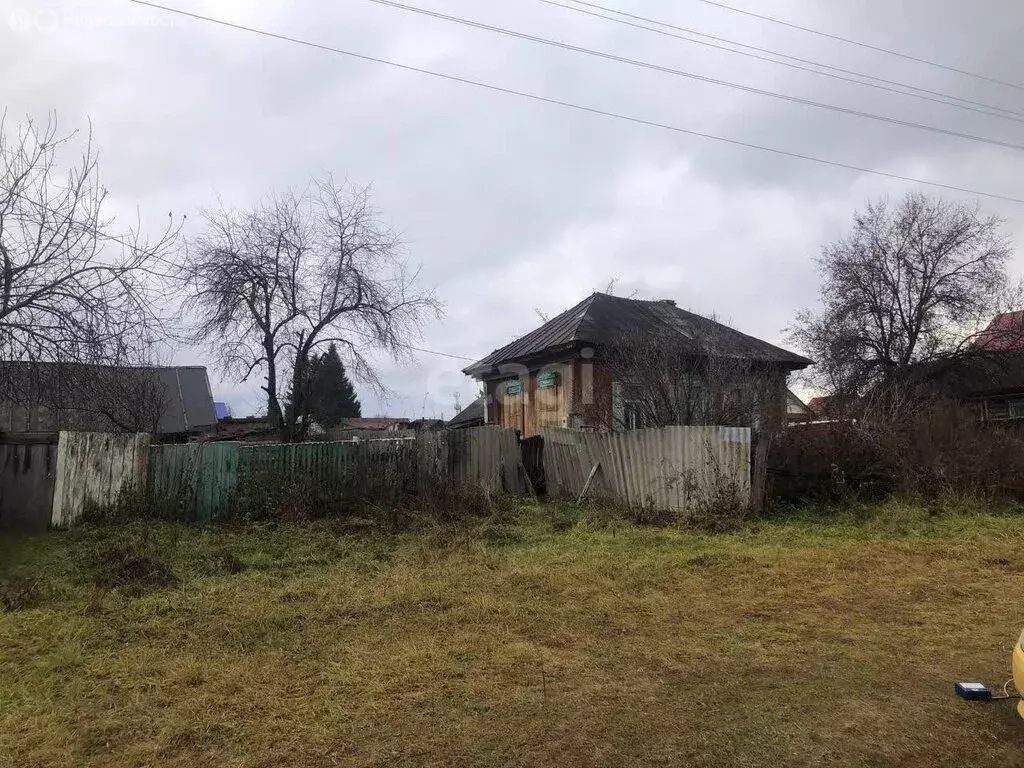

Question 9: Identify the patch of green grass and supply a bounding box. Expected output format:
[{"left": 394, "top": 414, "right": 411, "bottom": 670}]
[{"left": 2, "top": 502, "right": 1024, "bottom": 766}]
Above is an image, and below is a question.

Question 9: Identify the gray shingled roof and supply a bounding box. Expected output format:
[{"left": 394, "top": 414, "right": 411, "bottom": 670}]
[{"left": 464, "top": 292, "right": 812, "bottom": 376}]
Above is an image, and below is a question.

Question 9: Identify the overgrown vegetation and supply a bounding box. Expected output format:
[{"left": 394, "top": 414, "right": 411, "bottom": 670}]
[
  {"left": 769, "top": 398, "right": 1024, "bottom": 506},
  {"left": 230, "top": 464, "right": 514, "bottom": 530},
  {"left": 3, "top": 503, "right": 1024, "bottom": 766}
]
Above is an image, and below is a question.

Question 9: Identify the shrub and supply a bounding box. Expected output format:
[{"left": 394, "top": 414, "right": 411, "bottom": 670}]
[
  {"left": 90, "top": 546, "right": 178, "bottom": 595},
  {"left": 769, "top": 398, "right": 1024, "bottom": 507},
  {"left": 0, "top": 576, "right": 44, "bottom": 612},
  {"left": 768, "top": 421, "right": 892, "bottom": 505},
  {"left": 231, "top": 461, "right": 514, "bottom": 531}
]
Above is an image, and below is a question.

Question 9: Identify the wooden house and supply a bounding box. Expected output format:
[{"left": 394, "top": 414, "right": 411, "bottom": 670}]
[{"left": 462, "top": 292, "right": 811, "bottom": 437}]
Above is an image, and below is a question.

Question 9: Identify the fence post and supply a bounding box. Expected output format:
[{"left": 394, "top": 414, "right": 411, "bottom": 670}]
[
  {"left": 50, "top": 431, "right": 70, "bottom": 528},
  {"left": 750, "top": 429, "right": 771, "bottom": 515}
]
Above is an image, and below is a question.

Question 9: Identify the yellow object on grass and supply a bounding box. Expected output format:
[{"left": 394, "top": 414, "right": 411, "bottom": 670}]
[{"left": 1014, "top": 631, "right": 1024, "bottom": 718}]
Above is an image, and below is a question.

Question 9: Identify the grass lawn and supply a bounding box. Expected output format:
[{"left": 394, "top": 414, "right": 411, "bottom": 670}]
[{"left": 2, "top": 502, "right": 1024, "bottom": 767}]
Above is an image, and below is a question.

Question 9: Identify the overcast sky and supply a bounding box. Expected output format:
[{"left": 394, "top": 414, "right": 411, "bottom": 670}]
[{"left": 4, "top": 0, "right": 1024, "bottom": 418}]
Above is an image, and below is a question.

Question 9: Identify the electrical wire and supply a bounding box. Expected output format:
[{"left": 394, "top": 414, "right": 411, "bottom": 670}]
[
  {"left": 363, "top": 0, "right": 1024, "bottom": 154},
  {"left": 125, "top": 1, "right": 1024, "bottom": 204},
  {"left": 692, "top": 0, "right": 1024, "bottom": 92},
  {"left": 540, "top": 0, "right": 1024, "bottom": 123},
  {"left": 347, "top": 326, "right": 478, "bottom": 362},
  {"left": 993, "top": 677, "right": 1020, "bottom": 701},
  {"left": 2, "top": 186, "right": 184, "bottom": 278},
  {"left": 5, "top": 177, "right": 479, "bottom": 364}
]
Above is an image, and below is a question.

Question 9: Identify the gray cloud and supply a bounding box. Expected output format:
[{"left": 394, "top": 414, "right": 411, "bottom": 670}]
[{"left": 3, "top": 0, "right": 1023, "bottom": 417}]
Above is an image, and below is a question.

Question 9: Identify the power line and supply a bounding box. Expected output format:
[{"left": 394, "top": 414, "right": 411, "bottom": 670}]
[
  {"left": 344, "top": 326, "right": 478, "bottom": 361},
  {"left": 126, "top": 0, "right": 1024, "bottom": 204},
  {"left": 693, "top": 0, "right": 1024, "bottom": 93},
  {"left": 541, "top": 0, "right": 1024, "bottom": 123},
  {"left": 406, "top": 344, "right": 475, "bottom": 362},
  {"left": 4, "top": 186, "right": 182, "bottom": 275},
  {"left": 363, "top": 0, "right": 1024, "bottom": 154},
  {"left": 6, "top": 187, "right": 479, "bottom": 362}
]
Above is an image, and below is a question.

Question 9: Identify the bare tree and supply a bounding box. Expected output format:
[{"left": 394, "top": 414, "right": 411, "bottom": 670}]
[
  {"left": 0, "top": 113, "right": 179, "bottom": 428},
  {"left": 791, "top": 192, "right": 1016, "bottom": 402},
  {"left": 596, "top": 332, "right": 784, "bottom": 430},
  {"left": 185, "top": 176, "right": 440, "bottom": 441}
]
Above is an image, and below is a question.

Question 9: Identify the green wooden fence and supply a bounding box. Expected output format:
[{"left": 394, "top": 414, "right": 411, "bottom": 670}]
[
  {"left": 146, "top": 428, "right": 524, "bottom": 521},
  {"left": 148, "top": 443, "right": 239, "bottom": 522}
]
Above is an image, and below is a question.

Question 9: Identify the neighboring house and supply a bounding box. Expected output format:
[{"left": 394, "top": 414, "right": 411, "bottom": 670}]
[
  {"left": 0, "top": 362, "right": 217, "bottom": 439},
  {"left": 338, "top": 417, "right": 410, "bottom": 431},
  {"left": 786, "top": 389, "right": 814, "bottom": 424},
  {"left": 462, "top": 292, "right": 812, "bottom": 437},
  {"left": 214, "top": 401, "right": 232, "bottom": 420},
  {"left": 889, "top": 313, "right": 1024, "bottom": 422},
  {"left": 448, "top": 397, "right": 485, "bottom": 430},
  {"left": 974, "top": 311, "right": 1024, "bottom": 351},
  {"left": 913, "top": 350, "right": 1024, "bottom": 422}
]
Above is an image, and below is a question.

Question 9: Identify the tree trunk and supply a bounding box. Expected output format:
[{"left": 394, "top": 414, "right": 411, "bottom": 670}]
[
  {"left": 287, "top": 352, "right": 310, "bottom": 443},
  {"left": 265, "top": 351, "right": 284, "bottom": 432}
]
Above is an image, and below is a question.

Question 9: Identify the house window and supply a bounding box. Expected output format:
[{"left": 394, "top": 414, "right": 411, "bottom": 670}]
[
  {"left": 675, "top": 374, "right": 706, "bottom": 424},
  {"left": 1009, "top": 400, "right": 1024, "bottom": 419},
  {"left": 612, "top": 380, "right": 649, "bottom": 431}
]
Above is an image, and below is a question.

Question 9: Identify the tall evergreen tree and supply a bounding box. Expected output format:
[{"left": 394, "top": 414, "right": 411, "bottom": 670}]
[{"left": 306, "top": 344, "right": 361, "bottom": 428}]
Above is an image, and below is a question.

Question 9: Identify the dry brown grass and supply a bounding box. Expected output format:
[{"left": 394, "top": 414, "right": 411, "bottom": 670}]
[{"left": 2, "top": 502, "right": 1024, "bottom": 766}]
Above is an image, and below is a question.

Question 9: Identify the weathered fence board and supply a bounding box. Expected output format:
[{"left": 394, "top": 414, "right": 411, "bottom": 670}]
[
  {"left": 148, "top": 443, "right": 239, "bottom": 522},
  {"left": 417, "top": 427, "right": 525, "bottom": 496},
  {"left": 0, "top": 442, "right": 57, "bottom": 531},
  {"left": 143, "top": 427, "right": 524, "bottom": 521},
  {"left": 543, "top": 426, "right": 750, "bottom": 513},
  {"left": 324, "top": 428, "right": 416, "bottom": 442},
  {"left": 51, "top": 432, "right": 150, "bottom": 528}
]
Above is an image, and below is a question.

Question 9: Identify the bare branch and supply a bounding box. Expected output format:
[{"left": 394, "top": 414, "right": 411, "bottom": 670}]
[
  {"left": 183, "top": 175, "right": 441, "bottom": 440},
  {"left": 790, "top": 191, "right": 1016, "bottom": 406}
]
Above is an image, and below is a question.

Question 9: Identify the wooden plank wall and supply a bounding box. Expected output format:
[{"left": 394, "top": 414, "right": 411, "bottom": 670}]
[
  {"left": 144, "top": 427, "right": 526, "bottom": 522},
  {"left": 0, "top": 440, "right": 58, "bottom": 532},
  {"left": 149, "top": 443, "right": 240, "bottom": 522},
  {"left": 488, "top": 362, "right": 575, "bottom": 437},
  {"left": 50, "top": 432, "right": 150, "bottom": 528}
]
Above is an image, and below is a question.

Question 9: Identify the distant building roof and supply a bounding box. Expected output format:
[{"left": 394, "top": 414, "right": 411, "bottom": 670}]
[
  {"left": 447, "top": 396, "right": 485, "bottom": 429},
  {"left": 913, "top": 350, "right": 1024, "bottom": 399},
  {"left": 157, "top": 367, "right": 217, "bottom": 433},
  {"left": 0, "top": 362, "right": 216, "bottom": 434},
  {"left": 339, "top": 417, "right": 410, "bottom": 430},
  {"left": 807, "top": 396, "right": 832, "bottom": 416},
  {"left": 786, "top": 389, "right": 812, "bottom": 418},
  {"left": 974, "top": 311, "right": 1024, "bottom": 351},
  {"left": 408, "top": 418, "right": 446, "bottom": 431},
  {"left": 464, "top": 292, "right": 812, "bottom": 376},
  {"left": 212, "top": 416, "right": 278, "bottom": 442}
]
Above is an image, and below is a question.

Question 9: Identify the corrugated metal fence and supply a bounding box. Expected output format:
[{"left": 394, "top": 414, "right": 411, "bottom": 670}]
[{"left": 543, "top": 426, "right": 751, "bottom": 513}]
